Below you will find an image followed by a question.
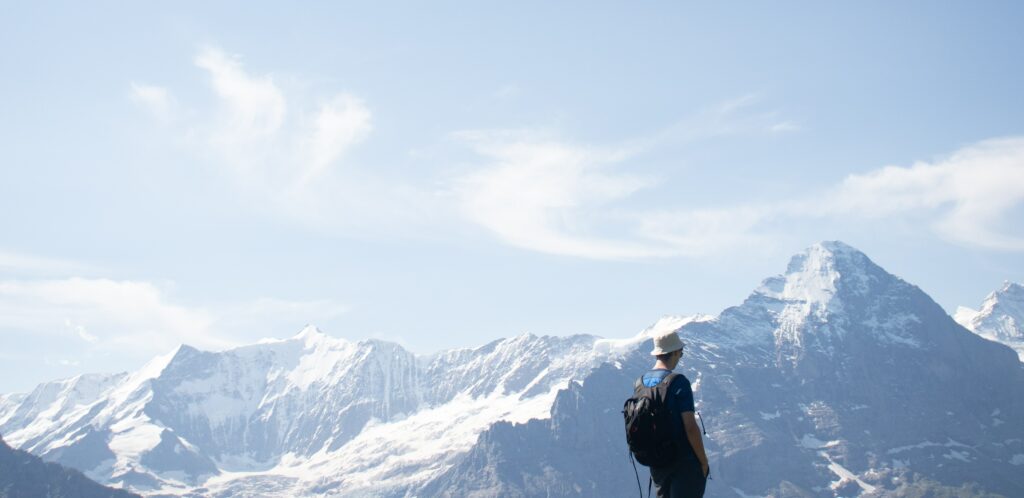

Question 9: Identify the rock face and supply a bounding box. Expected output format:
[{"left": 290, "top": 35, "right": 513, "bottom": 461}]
[
  {"left": 2, "top": 241, "right": 1022, "bottom": 497},
  {"left": 957, "top": 281, "right": 1024, "bottom": 361},
  {"left": 423, "top": 241, "right": 1024, "bottom": 498},
  {"left": 0, "top": 434, "right": 139, "bottom": 498}
]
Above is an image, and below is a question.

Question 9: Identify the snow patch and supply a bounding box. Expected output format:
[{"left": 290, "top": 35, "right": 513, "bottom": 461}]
[
  {"left": 944, "top": 450, "right": 971, "bottom": 462},
  {"left": 800, "top": 434, "right": 840, "bottom": 449},
  {"left": 108, "top": 416, "right": 164, "bottom": 471},
  {"left": 209, "top": 386, "right": 566, "bottom": 496},
  {"left": 820, "top": 451, "right": 877, "bottom": 494},
  {"left": 955, "top": 306, "right": 979, "bottom": 326},
  {"left": 887, "top": 439, "right": 970, "bottom": 455},
  {"left": 286, "top": 334, "right": 358, "bottom": 389}
]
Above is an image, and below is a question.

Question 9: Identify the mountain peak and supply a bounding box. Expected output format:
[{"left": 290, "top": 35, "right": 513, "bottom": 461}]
[
  {"left": 993, "top": 281, "right": 1024, "bottom": 302},
  {"left": 811, "top": 239, "right": 859, "bottom": 255},
  {"left": 756, "top": 241, "right": 878, "bottom": 306},
  {"left": 729, "top": 241, "right": 937, "bottom": 354},
  {"left": 173, "top": 343, "right": 200, "bottom": 356},
  {"left": 977, "top": 281, "right": 1024, "bottom": 318},
  {"left": 292, "top": 324, "right": 328, "bottom": 345},
  {"left": 957, "top": 281, "right": 1024, "bottom": 358},
  {"left": 964, "top": 281, "right": 1024, "bottom": 323},
  {"left": 294, "top": 324, "right": 323, "bottom": 337},
  {"left": 785, "top": 241, "right": 871, "bottom": 276}
]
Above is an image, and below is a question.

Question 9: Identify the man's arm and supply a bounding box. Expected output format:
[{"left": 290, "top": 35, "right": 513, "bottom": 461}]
[{"left": 682, "top": 411, "right": 709, "bottom": 477}]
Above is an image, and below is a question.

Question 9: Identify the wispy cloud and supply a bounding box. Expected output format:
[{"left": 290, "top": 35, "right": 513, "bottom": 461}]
[
  {"left": 450, "top": 97, "right": 799, "bottom": 259},
  {"left": 453, "top": 130, "right": 668, "bottom": 260},
  {"left": 129, "top": 82, "right": 176, "bottom": 123},
  {"left": 194, "top": 48, "right": 287, "bottom": 141},
  {"left": 769, "top": 121, "right": 801, "bottom": 133},
  {"left": 453, "top": 127, "right": 1024, "bottom": 259},
  {"left": 0, "top": 272, "right": 351, "bottom": 384},
  {"left": 133, "top": 51, "right": 1019, "bottom": 259},
  {"left": 633, "top": 136, "right": 1024, "bottom": 255},
  {"left": 636, "top": 206, "right": 770, "bottom": 257},
  {"left": 0, "top": 277, "right": 223, "bottom": 354},
  {"left": 43, "top": 358, "right": 82, "bottom": 368},
  {"left": 212, "top": 296, "right": 351, "bottom": 343},
  {"left": 816, "top": 137, "right": 1024, "bottom": 250},
  {"left": 191, "top": 47, "right": 372, "bottom": 193},
  {"left": 132, "top": 47, "right": 384, "bottom": 231},
  {"left": 629, "top": 93, "right": 796, "bottom": 151},
  {"left": 0, "top": 250, "right": 100, "bottom": 277},
  {"left": 65, "top": 319, "right": 98, "bottom": 343},
  {"left": 297, "top": 94, "right": 372, "bottom": 188}
]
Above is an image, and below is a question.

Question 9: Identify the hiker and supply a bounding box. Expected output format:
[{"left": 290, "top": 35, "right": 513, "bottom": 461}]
[{"left": 626, "top": 330, "right": 709, "bottom": 498}]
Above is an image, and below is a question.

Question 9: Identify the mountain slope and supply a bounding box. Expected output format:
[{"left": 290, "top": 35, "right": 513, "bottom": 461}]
[
  {"left": 4, "top": 241, "right": 1022, "bottom": 497},
  {"left": 0, "top": 435, "right": 139, "bottom": 498},
  {"left": 422, "top": 241, "right": 1024, "bottom": 497},
  {"left": 956, "top": 281, "right": 1024, "bottom": 361},
  {"left": 0, "top": 330, "right": 610, "bottom": 496}
]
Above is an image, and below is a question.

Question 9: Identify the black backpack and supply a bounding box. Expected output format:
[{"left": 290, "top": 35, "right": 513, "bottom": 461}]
[{"left": 623, "top": 373, "right": 679, "bottom": 468}]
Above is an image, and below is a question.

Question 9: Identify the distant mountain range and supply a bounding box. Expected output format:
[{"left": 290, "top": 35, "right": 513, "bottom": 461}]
[
  {"left": 1, "top": 241, "right": 1022, "bottom": 497},
  {"left": 0, "top": 324, "right": 609, "bottom": 496}
]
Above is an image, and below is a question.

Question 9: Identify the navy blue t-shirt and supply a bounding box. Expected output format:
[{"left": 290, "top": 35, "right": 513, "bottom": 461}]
[{"left": 641, "top": 369, "right": 697, "bottom": 460}]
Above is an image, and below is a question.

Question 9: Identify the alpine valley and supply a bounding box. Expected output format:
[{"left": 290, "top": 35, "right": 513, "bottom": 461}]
[{"left": 2, "top": 242, "right": 1022, "bottom": 497}]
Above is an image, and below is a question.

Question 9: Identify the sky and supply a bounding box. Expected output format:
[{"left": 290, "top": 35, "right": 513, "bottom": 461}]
[{"left": 1, "top": 1, "right": 1023, "bottom": 393}]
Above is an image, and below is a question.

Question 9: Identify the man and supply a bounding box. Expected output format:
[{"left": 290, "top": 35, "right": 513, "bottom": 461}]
[{"left": 642, "top": 330, "right": 709, "bottom": 498}]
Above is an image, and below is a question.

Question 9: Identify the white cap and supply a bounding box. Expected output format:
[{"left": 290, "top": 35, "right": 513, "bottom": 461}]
[{"left": 650, "top": 330, "right": 685, "bottom": 356}]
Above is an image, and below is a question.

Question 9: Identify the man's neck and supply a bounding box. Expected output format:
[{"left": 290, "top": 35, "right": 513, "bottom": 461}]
[{"left": 652, "top": 361, "right": 673, "bottom": 371}]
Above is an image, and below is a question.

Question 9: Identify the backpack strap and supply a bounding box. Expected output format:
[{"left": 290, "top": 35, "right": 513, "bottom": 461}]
[
  {"left": 636, "top": 372, "right": 680, "bottom": 396},
  {"left": 656, "top": 372, "right": 681, "bottom": 401},
  {"left": 661, "top": 372, "right": 680, "bottom": 388}
]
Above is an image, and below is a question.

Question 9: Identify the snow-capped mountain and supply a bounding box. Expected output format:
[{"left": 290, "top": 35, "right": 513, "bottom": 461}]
[
  {"left": 956, "top": 281, "right": 1024, "bottom": 361},
  {"left": 0, "top": 328, "right": 609, "bottom": 496},
  {"left": 2, "top": 241, "right": 1022, "bottom": 497},
  {"left": 424, "top": 241, "right": 1024, "bottom": 497}
]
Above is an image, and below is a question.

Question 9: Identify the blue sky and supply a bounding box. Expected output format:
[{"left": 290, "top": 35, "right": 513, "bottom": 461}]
[{"left": 1, "top": 2, "right": 1023, "bottom": 393}]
